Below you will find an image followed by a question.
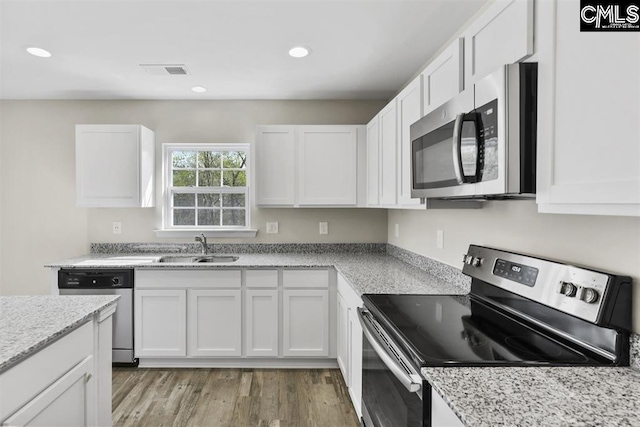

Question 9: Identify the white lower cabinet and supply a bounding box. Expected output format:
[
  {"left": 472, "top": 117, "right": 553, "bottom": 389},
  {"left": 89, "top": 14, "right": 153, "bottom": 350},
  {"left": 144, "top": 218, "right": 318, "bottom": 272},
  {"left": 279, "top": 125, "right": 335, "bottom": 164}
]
[
  {"left": 282, "top": 289, "right": 329, "bottom": 357},
  {"left": 135, "top": 289, "right": 187, "bottom": 357},
  {"left": 337, "top": 273, "right": 363, "bottom": 418},
  {"left": 188, "top": 289, "right": 242, "bottom": 357},
  {"left": 4, "top": 356, "right": 94, "bottom": 427},
  {"left": 245, "top": 289, "right": 279, "bottom": 357},
  {"left": 0, "top": 309, "right": 115, "bottom": 427},
  {"left": 134, "top": 268, "right": 333, "bottom": 363}
]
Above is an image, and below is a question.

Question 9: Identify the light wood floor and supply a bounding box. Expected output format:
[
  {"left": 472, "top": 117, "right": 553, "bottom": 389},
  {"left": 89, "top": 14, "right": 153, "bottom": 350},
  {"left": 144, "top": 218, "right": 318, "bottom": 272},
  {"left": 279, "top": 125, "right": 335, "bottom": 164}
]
[{"left": 112, "top": 368, "right": 360, "bottom": 427}]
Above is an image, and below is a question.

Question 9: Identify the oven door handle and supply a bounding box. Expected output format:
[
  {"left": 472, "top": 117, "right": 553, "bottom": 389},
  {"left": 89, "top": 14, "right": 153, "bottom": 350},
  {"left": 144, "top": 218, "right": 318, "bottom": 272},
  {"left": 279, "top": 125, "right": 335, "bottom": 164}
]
[{"left": 357, "top": 308, "right": 422, "bottom": 394}]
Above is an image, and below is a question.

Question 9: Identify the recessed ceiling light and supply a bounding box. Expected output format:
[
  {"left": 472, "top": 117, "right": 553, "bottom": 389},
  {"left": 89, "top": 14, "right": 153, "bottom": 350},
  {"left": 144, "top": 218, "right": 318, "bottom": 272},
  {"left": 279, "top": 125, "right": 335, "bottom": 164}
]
[
  {"left": 26, "top": 47, "right": 52, "bottom": 58},
  {"left": 191, "top": 86, "right": 207, "bottom": 93},
  {"left": 288, "top": 46, "right": 310, "bottom": 58}
]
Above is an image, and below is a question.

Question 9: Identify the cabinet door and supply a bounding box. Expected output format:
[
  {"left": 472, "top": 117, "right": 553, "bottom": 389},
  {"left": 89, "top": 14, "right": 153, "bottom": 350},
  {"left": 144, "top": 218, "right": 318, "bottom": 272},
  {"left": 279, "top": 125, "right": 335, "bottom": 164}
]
[
  {"left": 76, "top": 124, "right": 154, "bottom": 208},
  {"left": 297, "top": 126, "right": 358, "bottom": 206},
  {"left": 421, "top": 38, "right": 464, "bottom": 115},
  {"left": 432, "top": 388, "right": 465, "bottom": 427},
  {"left": 336, "top": 292, "right": 350, "bottom": 384},
  {"left": 379, "top": 101, "right": 398, "bottom": 206},
  {"left": 4, "top": 356, "right": 94, "bottom": 427},
  {"left": 366, "top": 116, "right": 380, "bottom": 206},
  {"left": 536, "top": 0, "right": 640, "bottom": 216},
  {"left": 245, "top": 289, "right": 279, "bottom": 357},
  {"left": 463, "top": 0, "right": 533, "bottom": 85},
  {"left": 396, "top": 76, "right": 424, "bottom": 208},
  {"left": 347, "top": 306, "right": 363, "bottom": 418},
  {"left": 188, "top": 289, "right": 242, "bottom": 357},
  {"left": 135, "top": 290, "right": 186, "bottom": 357},
  {"left": 255, "top": 126, "right": 296, "bottom": 206},
  {"left": 282, "top": 289, "right": 329, "bottom": 357}
]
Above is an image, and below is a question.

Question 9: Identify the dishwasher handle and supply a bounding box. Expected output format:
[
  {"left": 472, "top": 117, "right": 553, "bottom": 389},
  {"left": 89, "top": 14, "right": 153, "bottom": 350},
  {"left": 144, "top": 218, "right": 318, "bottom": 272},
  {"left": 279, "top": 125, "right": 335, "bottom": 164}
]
[{"left": 358, "top": 308, "right": 422, "bottom": 394}]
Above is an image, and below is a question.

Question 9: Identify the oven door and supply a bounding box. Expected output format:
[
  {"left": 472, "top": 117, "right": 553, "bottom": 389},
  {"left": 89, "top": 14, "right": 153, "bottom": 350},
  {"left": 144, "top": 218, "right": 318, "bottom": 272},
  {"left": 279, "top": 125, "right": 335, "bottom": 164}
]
[
  {"left": 358, "top": 308, "right": 427, "bottom": 427},
  {"left": 410, "top": 89, "right": 480, "bottom": 199}
]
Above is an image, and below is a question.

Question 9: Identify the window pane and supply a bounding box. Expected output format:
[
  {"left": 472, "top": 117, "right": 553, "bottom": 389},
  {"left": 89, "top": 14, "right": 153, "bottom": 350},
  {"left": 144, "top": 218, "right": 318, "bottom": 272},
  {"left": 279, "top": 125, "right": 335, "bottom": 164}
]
[
  {"left": 198, "top": 209, "right": 220, "bottom": 226},
  {"left": 173, "top": 193, "right": 195, "bottom": 207},
  {"left": 222, "top": 209, "right": 245, "bottom": 226},
  {"left": 223, "top": 170, "right": 246, "bottom": 187},
  {"left": 222, "top": 193, "right": 245, "bottom": 207},
  {"left": 197, "top": 193, "right": 220, "bottom": 207},
  {"left": 198, "top": 151, "right": 221, "bottom": 169},
  {"left": 174, "top": 209, "right": 195, "bottom": 226},
  {"left": 223, "top": 151, "right": 247, "bottom": 169},
  {"left": 173, "top": 170, "right": 196, "bottom": 186},
  {"left": 198, "top": 170, "right": 221, "bottom": 187},
  {"left": 172, "top": 151, "right": 196, "bottom": 168}
]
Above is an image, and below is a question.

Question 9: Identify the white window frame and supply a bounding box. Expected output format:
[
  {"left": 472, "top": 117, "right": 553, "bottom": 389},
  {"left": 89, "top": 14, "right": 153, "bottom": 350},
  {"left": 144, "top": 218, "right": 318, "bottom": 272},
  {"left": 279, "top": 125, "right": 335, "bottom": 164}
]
[{"left": 155, "top": 143, "right": 257, "bottom": 238}]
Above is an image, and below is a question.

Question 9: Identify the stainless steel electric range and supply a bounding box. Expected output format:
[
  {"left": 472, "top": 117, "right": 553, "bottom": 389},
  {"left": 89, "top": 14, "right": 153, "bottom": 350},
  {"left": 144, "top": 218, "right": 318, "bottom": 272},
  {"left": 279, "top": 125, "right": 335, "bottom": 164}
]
[{"left": 358, "top": 245, "right": 632, "bottom": 427}]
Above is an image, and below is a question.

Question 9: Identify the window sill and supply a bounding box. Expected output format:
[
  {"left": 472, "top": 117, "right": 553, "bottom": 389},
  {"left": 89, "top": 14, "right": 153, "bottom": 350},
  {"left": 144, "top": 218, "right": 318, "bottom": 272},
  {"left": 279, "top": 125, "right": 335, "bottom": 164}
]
[{"left": 154, "top": 229, "right": 258, "bottom": 238}]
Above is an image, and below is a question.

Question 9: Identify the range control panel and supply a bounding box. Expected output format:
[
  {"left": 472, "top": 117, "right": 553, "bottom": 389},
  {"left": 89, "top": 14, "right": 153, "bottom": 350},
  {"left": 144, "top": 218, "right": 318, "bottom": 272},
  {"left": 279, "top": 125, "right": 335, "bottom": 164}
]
[{"left": 461, "top": 245, "right": 626, "bottom": 325}]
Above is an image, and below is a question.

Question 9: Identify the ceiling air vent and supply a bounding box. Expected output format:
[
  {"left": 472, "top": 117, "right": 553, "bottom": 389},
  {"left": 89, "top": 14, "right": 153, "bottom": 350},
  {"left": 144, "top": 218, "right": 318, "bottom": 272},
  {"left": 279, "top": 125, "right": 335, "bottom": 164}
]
[{"left": 139, "top": 64, "right": 189, "bottom": 76}]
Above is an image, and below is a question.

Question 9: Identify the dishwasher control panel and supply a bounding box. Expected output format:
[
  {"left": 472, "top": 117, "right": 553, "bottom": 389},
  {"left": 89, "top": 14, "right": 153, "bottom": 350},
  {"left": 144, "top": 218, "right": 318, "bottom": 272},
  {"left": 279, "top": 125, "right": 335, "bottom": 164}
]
[{"left": 58, "top": 269, "right": 134, "bottom": 289}]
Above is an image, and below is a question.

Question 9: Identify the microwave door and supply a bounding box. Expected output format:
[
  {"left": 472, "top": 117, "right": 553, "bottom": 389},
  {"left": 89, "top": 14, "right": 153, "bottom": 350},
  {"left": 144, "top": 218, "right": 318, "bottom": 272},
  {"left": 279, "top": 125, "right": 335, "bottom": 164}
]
[{"left": 410, "top": 89, "right": 476, "bottom": 199}]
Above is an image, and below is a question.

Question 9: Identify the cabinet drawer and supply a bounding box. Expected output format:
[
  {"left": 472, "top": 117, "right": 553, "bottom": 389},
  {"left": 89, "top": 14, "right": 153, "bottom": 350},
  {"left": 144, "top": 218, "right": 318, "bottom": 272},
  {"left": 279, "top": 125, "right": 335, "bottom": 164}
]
[
  {"left": 245, "top": 270, "right": 279, "bottom": 288},
  {"left": 282, "top": 269, "right": 329, "bottom": 288},
  {"left": 135, "top": 269, "right": 241, "bottom": 289}
]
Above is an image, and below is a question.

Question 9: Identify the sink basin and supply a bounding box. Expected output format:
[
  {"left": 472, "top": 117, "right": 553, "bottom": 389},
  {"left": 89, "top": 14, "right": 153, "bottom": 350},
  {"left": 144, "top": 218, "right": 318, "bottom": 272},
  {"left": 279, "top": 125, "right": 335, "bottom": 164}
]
[{"left": 157, "top": 255, "right": 239, "bottom": 263}]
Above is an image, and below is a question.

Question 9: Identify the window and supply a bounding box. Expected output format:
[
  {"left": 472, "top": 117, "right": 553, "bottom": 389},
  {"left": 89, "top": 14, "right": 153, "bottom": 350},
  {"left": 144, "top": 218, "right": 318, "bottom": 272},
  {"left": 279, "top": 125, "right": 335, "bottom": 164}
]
[{"left": 163, "top": 144, "right": 250, "bottom": 230}]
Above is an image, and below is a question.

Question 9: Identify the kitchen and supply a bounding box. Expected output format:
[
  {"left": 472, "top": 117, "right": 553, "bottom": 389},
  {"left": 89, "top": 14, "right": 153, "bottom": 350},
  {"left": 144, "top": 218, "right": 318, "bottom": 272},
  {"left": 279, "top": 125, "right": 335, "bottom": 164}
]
[{"left": 1, "top": 0, "right": 639, "bottom": 426}]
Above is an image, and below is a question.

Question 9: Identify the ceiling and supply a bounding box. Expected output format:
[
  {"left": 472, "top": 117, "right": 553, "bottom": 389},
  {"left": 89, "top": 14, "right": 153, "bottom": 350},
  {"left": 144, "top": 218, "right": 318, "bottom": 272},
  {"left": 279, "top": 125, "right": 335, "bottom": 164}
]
[{"left": 0, "top": 0, "right": 488, "bottom": 100}]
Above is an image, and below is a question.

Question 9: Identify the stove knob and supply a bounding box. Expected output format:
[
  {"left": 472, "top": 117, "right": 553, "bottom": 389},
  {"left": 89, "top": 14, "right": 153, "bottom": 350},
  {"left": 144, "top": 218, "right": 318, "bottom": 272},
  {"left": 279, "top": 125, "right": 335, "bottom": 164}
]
[
  {"left": 580, "top": 287, "right": 599, "bottom": 304},
  {"left": 463, "top": 254, "right": 473, "bottom": 265},
  {"left": 472, "top": 257, "right": 483, "bottom": 267},
  {"left": 559, "top": 281, "right": 577, "bottom": 297},
  {"left": 112, "top": 277, "right": 120, "bottom": 285}
]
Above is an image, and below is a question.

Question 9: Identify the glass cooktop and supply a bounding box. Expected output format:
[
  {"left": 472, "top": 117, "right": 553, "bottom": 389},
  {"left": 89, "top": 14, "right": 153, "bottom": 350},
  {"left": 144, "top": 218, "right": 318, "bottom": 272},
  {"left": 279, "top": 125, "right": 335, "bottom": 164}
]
[{"left": 362, "top": 294, "right": 609, "bottom": 367}]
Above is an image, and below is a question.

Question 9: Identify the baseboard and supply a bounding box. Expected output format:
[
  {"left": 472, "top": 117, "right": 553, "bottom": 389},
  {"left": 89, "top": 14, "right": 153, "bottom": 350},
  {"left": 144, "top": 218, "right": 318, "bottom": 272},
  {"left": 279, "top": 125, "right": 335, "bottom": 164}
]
[{"left": 137, "top": 357, "right": 339, "bottom": 369}]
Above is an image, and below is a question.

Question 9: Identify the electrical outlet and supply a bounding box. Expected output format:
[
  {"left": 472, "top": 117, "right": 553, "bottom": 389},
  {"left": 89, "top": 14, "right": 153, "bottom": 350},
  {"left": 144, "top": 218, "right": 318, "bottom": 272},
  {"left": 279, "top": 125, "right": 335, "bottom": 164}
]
[
  {"left": 394, "top": 223, "right": 400, "bottom": 238},
  {"left": 266, "top": 222, "right": 279, "bottom": 234},
  {"left": 436, "top": 230, "right": 444, "bottom": 249},
  {"left": 113, "top": 222, "right": 122, "bottom": 234},
  {"left": 319, "top": 222, "right": 329, "bottom": 235}
]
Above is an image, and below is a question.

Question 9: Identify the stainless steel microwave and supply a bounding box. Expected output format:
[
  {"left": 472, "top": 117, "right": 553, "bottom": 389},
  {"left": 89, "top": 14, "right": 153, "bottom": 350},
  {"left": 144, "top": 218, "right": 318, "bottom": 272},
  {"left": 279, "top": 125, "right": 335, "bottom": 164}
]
[{"left": 410, "top": 63, "right": 537, "bottom": 200}]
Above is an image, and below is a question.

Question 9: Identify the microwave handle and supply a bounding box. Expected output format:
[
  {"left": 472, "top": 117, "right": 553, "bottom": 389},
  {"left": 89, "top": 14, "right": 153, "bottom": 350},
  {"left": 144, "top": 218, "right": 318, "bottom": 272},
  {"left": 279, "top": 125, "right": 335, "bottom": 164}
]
[{"left": 452, "top": 113, "right": 466, "bottom": 184}]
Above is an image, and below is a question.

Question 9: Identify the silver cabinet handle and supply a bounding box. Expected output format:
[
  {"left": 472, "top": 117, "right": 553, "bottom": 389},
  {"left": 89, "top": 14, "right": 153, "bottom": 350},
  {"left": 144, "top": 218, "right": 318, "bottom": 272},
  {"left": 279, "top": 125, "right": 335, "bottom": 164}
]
[{"left": 357, "top": 308, "right": 422, "bottom": 394}]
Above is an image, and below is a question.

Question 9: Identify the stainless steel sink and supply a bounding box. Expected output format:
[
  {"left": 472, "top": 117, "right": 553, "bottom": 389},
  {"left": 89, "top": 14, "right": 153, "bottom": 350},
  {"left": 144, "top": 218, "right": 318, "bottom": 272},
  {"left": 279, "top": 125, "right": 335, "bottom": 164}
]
[{"left": 157, "top": 255, "right": 239, "bottom": 263}]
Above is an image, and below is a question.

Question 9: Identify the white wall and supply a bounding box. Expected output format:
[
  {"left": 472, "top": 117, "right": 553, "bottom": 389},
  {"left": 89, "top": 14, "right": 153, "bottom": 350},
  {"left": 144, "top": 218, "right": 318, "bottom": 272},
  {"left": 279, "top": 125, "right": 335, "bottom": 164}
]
[
  {"left": 388, "top": 201, "right": 640, "bottom": 332},
  {"left": 0, "top": 100, "right": 387, "bottom": 296}
]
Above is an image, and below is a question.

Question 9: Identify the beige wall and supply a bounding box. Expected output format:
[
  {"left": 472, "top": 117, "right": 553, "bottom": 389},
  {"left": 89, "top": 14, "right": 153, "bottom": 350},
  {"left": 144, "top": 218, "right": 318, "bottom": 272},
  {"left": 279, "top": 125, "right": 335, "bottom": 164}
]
[
  {"left": 388, "top": 201, "right": 640, "bottom": 332},
  {"left": 0, "top": 100, "right": 387, "bottom": 296}
]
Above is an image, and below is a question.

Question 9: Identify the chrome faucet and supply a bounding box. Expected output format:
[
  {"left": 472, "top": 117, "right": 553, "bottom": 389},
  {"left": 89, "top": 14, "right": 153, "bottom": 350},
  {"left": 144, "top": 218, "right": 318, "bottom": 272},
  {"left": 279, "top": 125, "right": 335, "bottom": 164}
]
[{"left": 195, "top": 234, "right": 208, "bottom": 255}]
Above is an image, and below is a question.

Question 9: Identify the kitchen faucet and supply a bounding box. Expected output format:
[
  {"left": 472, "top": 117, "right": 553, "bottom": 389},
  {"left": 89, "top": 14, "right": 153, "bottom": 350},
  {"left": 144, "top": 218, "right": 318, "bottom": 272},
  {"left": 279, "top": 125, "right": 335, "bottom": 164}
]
[{"left": 195, "top": 234, "right": 208, "bottom": 255}]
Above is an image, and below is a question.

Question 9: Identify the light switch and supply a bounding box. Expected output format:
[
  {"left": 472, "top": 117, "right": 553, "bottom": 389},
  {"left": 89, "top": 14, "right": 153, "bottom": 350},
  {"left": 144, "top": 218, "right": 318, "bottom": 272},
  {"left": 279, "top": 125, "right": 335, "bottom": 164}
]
[
  {"left": 266, "top": 222, "right": 279, "bottom": 234},
  {"left": 319, "top": 222, "right": 329, "bottom": 235},
  {"left": 436, "top": 230, "right": 444, "bottom": 249},
  {"left": 394, "top": 223, "right": 400, "bottom": 237}
]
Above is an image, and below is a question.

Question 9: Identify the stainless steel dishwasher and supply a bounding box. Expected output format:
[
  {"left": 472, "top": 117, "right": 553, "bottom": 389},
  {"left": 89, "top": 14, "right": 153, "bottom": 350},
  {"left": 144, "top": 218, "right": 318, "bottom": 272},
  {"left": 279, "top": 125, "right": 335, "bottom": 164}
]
[{"left": 58, "top": 269, "right": 137, "bottom": 366}]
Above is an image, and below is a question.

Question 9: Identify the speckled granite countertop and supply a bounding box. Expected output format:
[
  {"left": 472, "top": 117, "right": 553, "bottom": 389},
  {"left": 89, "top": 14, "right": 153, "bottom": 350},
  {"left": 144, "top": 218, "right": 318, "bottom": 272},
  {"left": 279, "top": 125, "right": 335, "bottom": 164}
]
[
  {"left": 0, "top": 295, "right": 120, "bottom": 373},
  {"left": 45, "top": 253, "right": 470, "bottom": 295},
  {"left": 422, "top": 366, "right": 640, "bottom": 427}
]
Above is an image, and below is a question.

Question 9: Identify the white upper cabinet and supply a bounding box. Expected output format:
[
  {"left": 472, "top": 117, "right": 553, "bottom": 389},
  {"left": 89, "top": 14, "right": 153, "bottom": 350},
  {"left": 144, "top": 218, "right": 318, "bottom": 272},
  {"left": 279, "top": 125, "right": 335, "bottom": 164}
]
[
  {"left": 379, "top": 101, "right": 398, "bottom": 206},
  {"left": 76, "top": 124, "right": 155, "bottom": 207},
  {"left": 535, "top": 0, "right": 640, "bottom": 216},
  {"left": 396, "top": 76, "right": 424, "bottom": 208},
  {"left": 421, "top": 38, "right": 464, "bottom": 115},
  {"left": 255, "top": 126, "right": 296, "bottom": 206},
  {"left": 297, "top": 126, "right": 358, "bottom": 206},
  {"left": 255, "top": 125, "right": 364, "bottom": 207},
  {"left": 463, "top": 0, "right": 534, "bottom": 85},
  {"left": 366, "top": 116, "right": 380, "bottom": 207}
]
